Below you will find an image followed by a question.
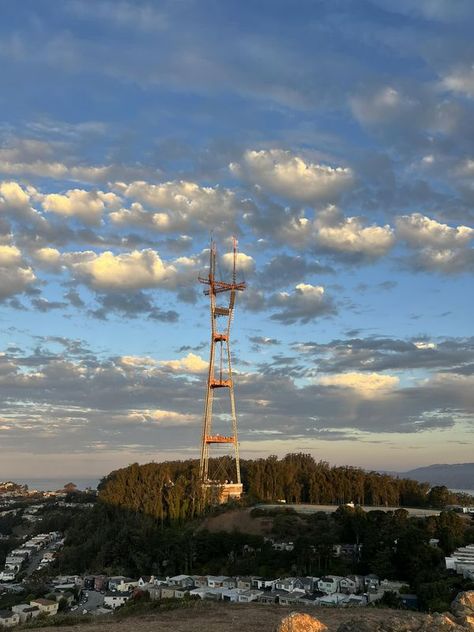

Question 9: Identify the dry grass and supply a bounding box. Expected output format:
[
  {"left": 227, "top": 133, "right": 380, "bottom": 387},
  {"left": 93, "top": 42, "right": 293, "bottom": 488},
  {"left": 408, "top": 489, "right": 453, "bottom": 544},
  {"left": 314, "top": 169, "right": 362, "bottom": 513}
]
[
  {"left": 199, "top": 507, "right": 273, "bottom": 535},
  {"left": 25, "top": 602, "right": 426, "bottom": 632}
]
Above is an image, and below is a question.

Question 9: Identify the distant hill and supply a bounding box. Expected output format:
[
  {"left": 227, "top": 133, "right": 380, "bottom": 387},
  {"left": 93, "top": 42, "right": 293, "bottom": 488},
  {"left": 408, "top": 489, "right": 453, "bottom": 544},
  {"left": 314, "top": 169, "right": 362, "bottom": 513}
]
[{"left": 401, "top": 463, "right": 474, "bottom": 490}]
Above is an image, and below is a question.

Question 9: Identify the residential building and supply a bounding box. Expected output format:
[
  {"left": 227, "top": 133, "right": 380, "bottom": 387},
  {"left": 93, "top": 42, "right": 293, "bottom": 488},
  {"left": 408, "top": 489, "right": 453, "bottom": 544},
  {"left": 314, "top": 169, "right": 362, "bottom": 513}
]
[
  {"left": 11, "top": 604, "right": 40, "bottom": 623},
  {"left": 0, "top": 610, "right": 20, "bottom": 628},
  {"left": 318, "top": 576, "right": 342, "bottom": 594},
  {"left": 29, "top": 599, "right": 58, "bottom": 617},
  {"left": 104, "top": 591, "right": 131, "bottom": 609},
  {"left": 167, "top": 575, "right": 194, "bottom": 589}
]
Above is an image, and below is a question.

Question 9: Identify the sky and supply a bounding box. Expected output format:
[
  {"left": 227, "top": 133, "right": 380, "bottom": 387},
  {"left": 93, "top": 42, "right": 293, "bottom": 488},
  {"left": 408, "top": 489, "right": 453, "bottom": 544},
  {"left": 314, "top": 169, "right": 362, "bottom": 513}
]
[{"left": 0, "top": 0, "right": 473, "bottom": 479}]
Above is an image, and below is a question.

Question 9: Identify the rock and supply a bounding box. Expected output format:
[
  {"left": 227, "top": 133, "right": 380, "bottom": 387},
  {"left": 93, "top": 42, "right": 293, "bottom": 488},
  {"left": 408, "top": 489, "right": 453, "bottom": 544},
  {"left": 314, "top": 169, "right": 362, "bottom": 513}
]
[
  {"left": 451, "top": 592, "right": 474, "bottom": 619},
  {"left": 417, "top": 613, "right": 467, "bottom": 631},
  {"left": 277, "top": 612, "right": 328, "bottom": 632}
]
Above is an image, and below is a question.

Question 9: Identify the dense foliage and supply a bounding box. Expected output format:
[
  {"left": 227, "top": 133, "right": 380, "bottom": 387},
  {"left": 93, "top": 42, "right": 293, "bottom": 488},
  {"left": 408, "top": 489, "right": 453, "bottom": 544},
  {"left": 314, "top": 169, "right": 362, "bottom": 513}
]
[{"left": 98, "top": 454, "right": 472, "bottom": 523}]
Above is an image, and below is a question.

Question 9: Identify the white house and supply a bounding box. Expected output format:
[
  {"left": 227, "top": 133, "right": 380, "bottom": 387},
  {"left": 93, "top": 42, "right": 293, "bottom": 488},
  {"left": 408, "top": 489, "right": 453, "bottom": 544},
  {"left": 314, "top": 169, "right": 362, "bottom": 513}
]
[
  {"left": 207, "top": 575, "right": 228, "bottom": 588},
  {"left": 168, "top": 575, "right": 194, "bottom": 588},
  {"left": 11, "top": 604, "right": 40, "bottom": 623},
  {"left": 0, "top": 610, "right": 20, "bottom": 628},
  {"left": 103, "top": 592, "right": 131, "bottom": 609},
  {"left": 238, "top": 589, "right": 261, "bottom": 603},
  {"left": 317, "top": 576, "right": 342, "bottom": 594}
]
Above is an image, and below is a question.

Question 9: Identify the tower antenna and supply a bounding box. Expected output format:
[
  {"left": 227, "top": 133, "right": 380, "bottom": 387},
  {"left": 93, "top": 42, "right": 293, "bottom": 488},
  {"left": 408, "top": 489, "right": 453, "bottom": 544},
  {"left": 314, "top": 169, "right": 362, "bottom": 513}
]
[{"left": 198, "top": 237, "right": 246, "bottom": 502}]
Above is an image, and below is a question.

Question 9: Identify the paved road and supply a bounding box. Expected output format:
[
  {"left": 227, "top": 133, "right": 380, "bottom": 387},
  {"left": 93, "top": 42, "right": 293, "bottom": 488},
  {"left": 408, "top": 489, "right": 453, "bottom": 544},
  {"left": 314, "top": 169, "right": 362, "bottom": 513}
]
[
  {"left": 77, "top": 590, "right": 104, "bottom": 614},
  {"left": 256, "top": 503, "right": 442, "bottom": 517}
]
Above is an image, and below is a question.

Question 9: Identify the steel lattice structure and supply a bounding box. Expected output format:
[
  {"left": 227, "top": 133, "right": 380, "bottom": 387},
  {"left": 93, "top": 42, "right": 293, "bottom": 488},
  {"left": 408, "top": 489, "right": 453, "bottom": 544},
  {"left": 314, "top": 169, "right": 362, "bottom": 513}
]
[{"left": 198, "top": 238, "right": 245, "bottom": 499}]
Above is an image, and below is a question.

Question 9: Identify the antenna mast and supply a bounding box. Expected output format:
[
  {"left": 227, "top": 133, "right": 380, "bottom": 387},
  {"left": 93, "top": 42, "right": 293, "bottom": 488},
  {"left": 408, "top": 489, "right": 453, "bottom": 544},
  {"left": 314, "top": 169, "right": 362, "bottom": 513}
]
[{"left": 198, "top": 238, "right": 246, "bottom": 501}]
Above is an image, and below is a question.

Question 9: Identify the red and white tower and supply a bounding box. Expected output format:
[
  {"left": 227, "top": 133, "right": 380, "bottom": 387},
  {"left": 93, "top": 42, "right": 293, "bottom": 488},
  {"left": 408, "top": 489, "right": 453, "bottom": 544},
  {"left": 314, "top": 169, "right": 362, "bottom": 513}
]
[{"left": 198, "top": 238, "right": 246, "bottom": 501}]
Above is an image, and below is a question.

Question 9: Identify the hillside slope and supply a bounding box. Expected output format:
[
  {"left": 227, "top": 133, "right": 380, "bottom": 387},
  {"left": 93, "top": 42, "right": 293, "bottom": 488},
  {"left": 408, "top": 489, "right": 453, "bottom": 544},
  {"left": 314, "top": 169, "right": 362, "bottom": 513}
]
[{"left": 403, "top": 463, "right": 474, "bottom": 490}]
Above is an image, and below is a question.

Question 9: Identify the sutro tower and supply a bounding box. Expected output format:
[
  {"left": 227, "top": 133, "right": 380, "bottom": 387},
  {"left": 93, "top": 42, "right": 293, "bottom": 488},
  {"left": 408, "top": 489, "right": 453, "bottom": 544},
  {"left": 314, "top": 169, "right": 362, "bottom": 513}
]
[{"left": 198, "top": 238, "right": 246, "bottom": 501}]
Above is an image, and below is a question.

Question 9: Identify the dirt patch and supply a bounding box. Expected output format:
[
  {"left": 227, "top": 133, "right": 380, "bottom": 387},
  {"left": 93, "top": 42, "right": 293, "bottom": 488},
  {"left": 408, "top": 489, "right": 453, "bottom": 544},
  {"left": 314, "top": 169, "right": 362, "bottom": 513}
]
[
  {"left": 25, "top": 602, "right": 427, "bottom": 632},
  {"left": 199, "top": 507, "right": 273, "bottom": 535}
]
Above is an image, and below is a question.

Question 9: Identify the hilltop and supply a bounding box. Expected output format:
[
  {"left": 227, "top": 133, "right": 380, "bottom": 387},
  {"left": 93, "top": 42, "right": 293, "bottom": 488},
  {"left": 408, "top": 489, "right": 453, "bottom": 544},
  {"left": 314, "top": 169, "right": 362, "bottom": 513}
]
[{"left": 402, "top": 463, "right": 474, "bottom": 491}]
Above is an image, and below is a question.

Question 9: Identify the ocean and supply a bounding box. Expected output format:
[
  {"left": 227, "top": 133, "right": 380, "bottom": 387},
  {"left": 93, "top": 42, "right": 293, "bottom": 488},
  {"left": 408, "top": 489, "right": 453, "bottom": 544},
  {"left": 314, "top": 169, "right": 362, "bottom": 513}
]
[{"left": 12, "top": 478, "right": 102, "bottom": 491}]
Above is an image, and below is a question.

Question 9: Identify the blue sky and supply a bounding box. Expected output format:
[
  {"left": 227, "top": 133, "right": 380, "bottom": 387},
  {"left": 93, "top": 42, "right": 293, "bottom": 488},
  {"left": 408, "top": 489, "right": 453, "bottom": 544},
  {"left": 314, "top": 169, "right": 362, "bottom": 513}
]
[{"left": 0, "top": 0, "right": 473, "bottom": 478}]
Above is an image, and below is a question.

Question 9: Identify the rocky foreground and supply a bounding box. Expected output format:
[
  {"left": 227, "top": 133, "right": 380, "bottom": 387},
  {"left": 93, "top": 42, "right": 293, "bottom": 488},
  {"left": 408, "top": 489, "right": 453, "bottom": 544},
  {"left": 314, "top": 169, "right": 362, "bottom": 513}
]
[
  {"left": 26, "top": 591, "right": 474, "bottom": 632},
  {"left": 278, "top": 591, "right": 474, "bottom": 631}
]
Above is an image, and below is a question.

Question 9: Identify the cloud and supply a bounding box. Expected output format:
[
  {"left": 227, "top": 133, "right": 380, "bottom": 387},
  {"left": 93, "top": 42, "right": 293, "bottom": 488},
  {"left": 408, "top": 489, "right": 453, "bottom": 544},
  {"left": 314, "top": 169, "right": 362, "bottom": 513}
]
[
  {"left": 89, "top": 291, "right": 178, "bottom": 322},
  {"left": 66, "top": 249, "right": 177, "bottom": 291},
  {"left": 127, "top": 409, "right": 196, "bottom": 427},
  {"left": 396, "top": 213, "right": 474, "bottom": 273},
  {"left": 41, "top": 189, "right": 120, "bottom": 225},
  {"left": 281, "top": 205, "right": 395, "bottom": 260},
  {"left": 230, "top": 149, "right": 353, "bottom": 203},
  {"left": 221, "top": 251, "right": 255, "bottom": 273},
  {"left": 269, "top": 283, "right": 336, "bottom": 324},
  {"left": 257, "top": 254, "right": 333, "bottom": 289},
  {"left": 159, "top": 352, "right": 208, "bottom": 374},
  {"left": 318, "top": 371, "right": 400, "bottom": 397},
  {"left": 0, "top": 244, "right": 36, "bottom": 300},
  {"left": 441, "top": 65, "right": 474, "bottom": 97},
  {"left": 111, "top": 180, "right": 240, "bottom": 234}
]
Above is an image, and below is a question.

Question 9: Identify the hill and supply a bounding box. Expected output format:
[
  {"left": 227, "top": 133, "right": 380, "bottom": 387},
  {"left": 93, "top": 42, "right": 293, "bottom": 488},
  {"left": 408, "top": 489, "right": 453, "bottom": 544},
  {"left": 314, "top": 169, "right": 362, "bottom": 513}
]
[
  {"left": 25, "top": 602, "right": 427, "bottom": 632},
  {"left": 402, "top": 463, "right": 474, "bottom": 491}
]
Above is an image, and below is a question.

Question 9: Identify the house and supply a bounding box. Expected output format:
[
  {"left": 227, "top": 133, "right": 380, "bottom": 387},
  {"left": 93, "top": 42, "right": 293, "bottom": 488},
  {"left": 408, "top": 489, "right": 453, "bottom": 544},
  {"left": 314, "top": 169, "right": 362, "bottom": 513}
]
[
  {"left": 237, "top": 577, "right": 252, "bottom": 590},
  {"left": 11, "top": 604, "right": 40, "bottom": 623},
  {"left": 258, "top": 592, "right": 278, "bottom": 604},
  {"left": 147, "top": 587, "right": 162, "bottom": 601},
  {"left": 379, "top": 579, "right": 405, "bottom": 594},
  {"left": 223, "top": 577, "right": 237, "bottom": 589},
  {"left": 275, "top": 577, "right": 305, "bottom": 593},
  {"left": 278, "top": 593, "right": 303, "bottom": 606},
  {"left": 167, "top": 575, "right": 194, "bottom": 589},
  {"left": 94, "top": 576, "right": 107, "bottom": 591},
  {"left": 251, "top": 577, "right": 276, "bottom": 590},
  {"left": 174, "top": 588, "right": 190, "bottom": 599},
  {"left": 318, "top": 576, "right": 342, "bottom": 594},
  {"left": 160, "top": 586, "right": 176, "bottom": 599},
  {"left": 319, "top": 593, "right": 349, "bottom": 606},
  {"left": 29, "top": 599, "right": 59, "bottom": 617},
  {"left": 104, "top": 591, "right": 131, "bottom": 609},
  {"left": 0, "top": 610, "right": 20, "bottom": 628},
  {"left": 298, "top": 592, "right": 325, "bottom": 606},
  {"left": 340, "top": 576, "right": 359, "bottom": 594},
  {"left": 400, "top": 594, "right": 418, "bottom": 610},
  {"left": 138, "top": 576, "right": 154, "bottom": 587},
  {"left": 364, "top": 574, "right": 380, "bottom": 590},
  {"left": 272, "top": 541, "right": 294, "bottom": 551},
  {"left": 221, "top": 588, "right": 242, "bottom": 602},
  {"left": 238, "top": 589, "right": 261, "bottom": 603},
  {"left": 107, "top": 576, "right": 128, "bottom": 591},
  {"left": 117, "top": 579, "right": 139, "bottom": 592},
  {"left": 207, "top": 576, "right": 228, "bottom": 588},
  {"left": 192, "top": 576, "right": 208, "bottom": 588}
]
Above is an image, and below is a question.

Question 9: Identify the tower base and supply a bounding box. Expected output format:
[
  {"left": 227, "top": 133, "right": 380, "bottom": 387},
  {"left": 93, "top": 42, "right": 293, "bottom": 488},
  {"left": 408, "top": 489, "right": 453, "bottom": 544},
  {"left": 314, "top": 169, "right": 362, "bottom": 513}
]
[{"left": 203, "top": 482, "right": 243, "bottom": 503}]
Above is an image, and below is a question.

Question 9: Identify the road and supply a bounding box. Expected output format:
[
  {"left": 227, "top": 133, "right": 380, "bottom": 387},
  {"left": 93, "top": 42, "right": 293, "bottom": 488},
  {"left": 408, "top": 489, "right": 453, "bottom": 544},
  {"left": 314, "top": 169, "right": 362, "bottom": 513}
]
[
  {"left": 256, "top": 503, "right": 442, "bottom": 517},
  {"left": 78, "top": 590, "right": 104, "bottom": 613}
]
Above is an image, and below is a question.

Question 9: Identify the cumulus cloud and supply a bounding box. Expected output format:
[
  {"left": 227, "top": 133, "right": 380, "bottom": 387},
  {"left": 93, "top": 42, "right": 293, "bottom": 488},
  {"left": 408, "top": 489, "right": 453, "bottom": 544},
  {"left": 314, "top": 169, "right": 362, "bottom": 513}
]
[
  {"left": 230, "top": 149, "right": 353, "bottom": 203},
  {"left": 221, "top": 251, "right": 255, "bottom": 273},
  {"left": 318, "top": 371, "right": 400, "bottom": 397},
  {"left": 270, "top": 283, "right": 336, "bottom": 324},
  {"left": 441, "top": 65, "right": 474, "bottom": 97},
  {"left": 42, "top": 189, "right": 120, "bottom": 224},
  {"left": 0, "top": 244, "right": 36, "bottom": 300},
  {"left": 111, "top": 180, "right": 240, "bottom": 234},
  {"left": 281, "top": 205, "right": 395, "bottom": 260},
  {"left": 65, "top": 249, "right": 177, "bottom": 291},
  {"left": 159, "top": 352, "right": 208, "bottom": 374},
  {"left": 396, "top": 213, "right": 474, "bottom": 273},
  {"left": 127, "top": 409, "right": 196, "bottom": 426}
]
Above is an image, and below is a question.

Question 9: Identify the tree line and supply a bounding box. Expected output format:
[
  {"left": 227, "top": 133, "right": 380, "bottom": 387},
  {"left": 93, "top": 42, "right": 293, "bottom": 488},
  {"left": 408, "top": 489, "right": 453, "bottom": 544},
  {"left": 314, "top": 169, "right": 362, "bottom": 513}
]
[{"left": 98, "top": 453, "right": 471, "bottom": 523}]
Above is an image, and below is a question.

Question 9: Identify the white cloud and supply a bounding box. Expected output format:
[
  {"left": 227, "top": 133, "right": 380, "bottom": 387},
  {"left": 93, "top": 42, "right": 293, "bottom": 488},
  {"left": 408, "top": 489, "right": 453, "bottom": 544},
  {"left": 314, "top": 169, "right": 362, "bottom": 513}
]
[
  {"left": 41, "top": 189, "right": 120, "bottom": 224},
  {"left": 319, "top": 372, "right": 400, "bottom": 397},
  {"left": 441, "top": 65, "right": 474, "bottom": 97},
  {"left": 351, "top": 86, "right": 414, "bottom": 125},
  {"left": 281, "top": 205, "right": 395, "bottom": 258},
  {"left": 0, "top": 181, "right": 31, "bottom": 208},
  {"left": 396, "top": 213, "right": 474, "bottom": 248},
  {"left": 128, "top": 409, "right": 196, "bottom": 426},
  {"left": 159, "top": 352, "right": 208, "bottom": 374},
  {"left": 112, "top": 180, "right": 239, "bottom": 233},
  {"left": 32, "top": 247, "right": 62, "bottom": 270},
  {"left": 221, "top": 251, "right": 255, "bottom": 273},
  {"left": 270, "top": 282, "right": 336, "bottom": 324},
  {"left": 0, "top": 245, "right": 22, "bottom": 266},
  {"left": 230, "top": 149, "right": 353, "bottom": 203},
  {"left": 120, "top": 355, "right": 157, "bottom": 368},
  {"left": 65, "top": 249, "right": 177, "bottom": 291}
]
